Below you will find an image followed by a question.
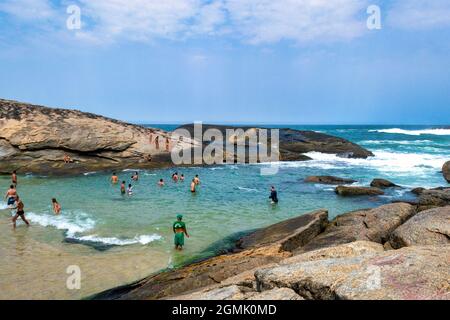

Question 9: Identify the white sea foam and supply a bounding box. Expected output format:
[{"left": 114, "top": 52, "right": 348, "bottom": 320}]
[
  {"left": 71, "top": 233, "right": 162, "bottom": 246},
  {"left": 0, "top": 202, "right": 9, "bottom": 210},
  {"left": 369, "top": 128, "right": 450, "bottom": 136},
  {"left": 83, "top": 172, "right": 98, "bottom": 176},
  {"left": 27, "top": 212, "right": 95, "bottom": 237},
  {"left": 360, "top": 140, "right": 433, "bottom": 145},
  {"left": 237, "top": 186, "right": 259, "bottom": 192},
  {"left": 278, "top": 151, "right": 448, "bottom": 175}
]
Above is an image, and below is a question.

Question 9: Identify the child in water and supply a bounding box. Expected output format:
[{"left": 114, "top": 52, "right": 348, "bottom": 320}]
[{"left": 52, "top": 198, "right": 61, "bottom": 215}]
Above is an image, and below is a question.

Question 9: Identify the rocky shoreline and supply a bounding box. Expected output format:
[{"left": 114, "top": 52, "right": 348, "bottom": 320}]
[
  {"left": 0, "top": 99, "right": 373, "bottom": 175},
  {"left": 93, "top": 185, "right": 450, "bottom": 300}
]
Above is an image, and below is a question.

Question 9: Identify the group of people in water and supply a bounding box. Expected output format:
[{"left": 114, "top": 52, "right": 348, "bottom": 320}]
[{"left": 3, "top": 168, "right": 278, "bottom": 250}]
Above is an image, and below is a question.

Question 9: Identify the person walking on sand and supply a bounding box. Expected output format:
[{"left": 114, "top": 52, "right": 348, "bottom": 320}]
[
  {"left": 12, "top": 196, "right": 30, "bottom": 229},
  {"left": 155, "top": 136, "right": 160, "bottom": 150},
  {"left": 269, "top": 186, "right": 279, "bottom": 204},
  {"left": 158, "top": 179, "right": 165, "bottom": 186},
  {"left": 120, "top": 181, "right": 126, "bottom": 195},
  {"left": 190, "top": 179, "right": 196, "bottom": 193},
  {"left": 111, "top": 172, "right": 119, "bottom": 184},
  {"left": 12, "top": 170, "right": 17, "bottom": 187},
  {"left": 194, "top": 174, "right": 200, "bottom": 185},
  {"left": 173, "top": 214, "right": 189, "bottom": 250},
  {"left": 52, "top": 198, "right": 61, "bottom": 215},
  {"left": 5, "top": 185, "right": 17, "bottom": 207}
]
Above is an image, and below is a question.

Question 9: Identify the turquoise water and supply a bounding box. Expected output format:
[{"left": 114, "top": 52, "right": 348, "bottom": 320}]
[{"left": 1, "top": 125, "right": 449, "bottom": 298}]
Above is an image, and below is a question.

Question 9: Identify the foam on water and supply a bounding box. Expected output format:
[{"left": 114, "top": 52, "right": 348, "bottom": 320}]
[
  {"left": 369, "top": 128, "right": 450, "bottom": 136},
  {"left": 70, "top": 233, "right": 162, "bottom": 246},
  {"left": 237, "top": 186, "right": 259, "bottom": 192},
  {"left": 27, "top": 211, "right": 95, "bottom": 237},
  {"left": 360, "top": 140, "right": 434, "bottom": 145}
]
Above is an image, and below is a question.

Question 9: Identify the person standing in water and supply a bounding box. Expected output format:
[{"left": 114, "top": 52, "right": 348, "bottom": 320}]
[
  {"left": 190, "top": 179, "right": 196, "bottom": 193},
  {"left": 158, "top": 179, "right": 165, "bottom": 186},
  {"left": 180, "top": 174, "right": 185, "bottom": 182},
  {"left": 11, "top": 170, "right": 17, "bottom": 187},
  {"left": 127, "top": 184, "right": 133, "bottom": 195},
  {"left": 194, "top": 174, "right": 200, "bottom": 185},
  {"left": 173, "top": 214, "right": 189, "bottom": 250},
  {"left": 4, "top": 185, "right": 17, "bottom": 207},
  {"left": 172, "top": 172, "right": 179, "bottom": 182},
  {"left": 269, "top": 186, "right": 279, "bottom": 204},
  {"left": 120, "top": 181, "right": 126, "bottom": 195},
  {"left": 52, "top": 198, "right": 61, "bottom": 215},
  {"left": 111, "top": 172, "right": 119, "bottom": 184},
  {"left": 12, "top": 196, "right": 30, "bottom": 229}
]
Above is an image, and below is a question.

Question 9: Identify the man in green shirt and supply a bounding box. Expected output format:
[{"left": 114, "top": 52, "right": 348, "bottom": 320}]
[{"left": 173, "top": 214, "right": 189, "bottom": 250}]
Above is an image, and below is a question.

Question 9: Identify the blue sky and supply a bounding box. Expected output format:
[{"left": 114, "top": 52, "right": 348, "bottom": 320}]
[{"left": 0, "top": 0, "right": 449, "bottom": 124}]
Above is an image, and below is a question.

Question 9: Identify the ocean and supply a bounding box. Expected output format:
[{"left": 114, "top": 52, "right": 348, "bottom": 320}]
[{"left": 0, "top": 125, "right": 449, "bottom": 299}]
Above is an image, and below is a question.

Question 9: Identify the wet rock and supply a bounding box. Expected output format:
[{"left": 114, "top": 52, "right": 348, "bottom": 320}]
[
  {"left": 370, "top": 179, "right": 399, "bottom": 188},
  {"left": 443, "top": 161, "right": 450, "bottom": 183},
  {"left": 335, "top": 186, "right": 384, "bottom": 196},
  {"left": 247, "top": 288, "right": 303, "bottom": 300},
  {"left": 417, "top": 188, "right": 450, "bottom": 207},
  {"left": 389, "top": 206, "right": 450, "bottom": 248},
  {"left": 411, "top": 187, "right": 425, "bottom": 195},
  {"left": 305, "top": 176, "right": 356, "bottom": 185},
  {"left": 169, "top": 285, "right": 249, "bottom": 300},
  {"left": 298, "top": 203, "right": 416, "bottom": 253},
  {"left": 256, "top": 245, "right": 450, "bottom": 300}
]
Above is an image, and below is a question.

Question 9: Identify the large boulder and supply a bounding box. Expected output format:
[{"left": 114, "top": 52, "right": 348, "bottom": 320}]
[
  {"left": 370, "top": 179, "right": 399, "bottom": 188},
  {"left": 335, "top": 186, "right": 384, "bottom": 196},
  {"left": 255, "top": 245, "right": 450, "bottom": 300},
  {"left": 417, "top": 188, "right": 450, "bottom": 208},
  {"left": 389, "top": 206, "right": 450, "bottom": 249},
  {"left": 443, "top": 161, "right": 450, "bottom": 183},
  {"left": 297, "top": 203, "right": 417, "bottom": 253},
  {"left": 305, "top": 176, "right": 356, "bottom": 185}
]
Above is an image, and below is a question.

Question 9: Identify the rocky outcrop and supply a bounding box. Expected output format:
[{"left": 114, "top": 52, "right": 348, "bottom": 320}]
[
  {"left": 256, "top": 245, "right": 450, "bottom": 300},
  {"left": 297, "top": 203, "right": 416, "bottom": 253},
  {"left": 443, "top": 161, "right": 450, "bottom": 183},
  {"left": 417, "top": 188, "right": 450, "bottom": 209},
  {"left": 389, "top": 206, "right": 450, "bottom": 248},
  {"left": 370, "top": 179, "right": 399, "bottom": 188},
  {"left": 0, "top": 99, "right": 196, "bottom": 175},
  {"left": 177, "top": 124, "right": 374, "bottom": 163},
  {"left": 305, "top": 176, "right": 356, "bottom": 185},
  {"left": 335, "top": 186, "right": 384, "bottom": 196}
]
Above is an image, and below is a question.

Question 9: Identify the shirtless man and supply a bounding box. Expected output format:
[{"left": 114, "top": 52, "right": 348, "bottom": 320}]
[
  {"left": 63, "top": 154, "right": 72, "bottom": 164},
  {"left": 194, "top": 175, "right": 200, "bottom": 185},
  {"left": 173, "top": 214, "right": 189, "bottom": 250},
  {"left": 12, "top": 196, "right": 30, "bottom": 229},
  {"left": 172, "top": 172, "right": 179, "bottom": 182},
  {"left": 190, "top": 179, "right": 196, "bottom": 193},
  {"left": 12, "top": 170, "right": 17, "bottom": 187},
  {"left": 5, "top": 185, "right": 17, "bottom": 207},
  {"left": 111, "top": 172, "right": 119, "bottom": 184},
  {"left": 158, "top": 179, "right": 165, "bottom": 186},
  {"left": 52, "top": 198, "right": 61, "bottom": 215},
  {"left": 131, "top": 171, "right": 139, "bottom": 181},
  {"left": 180, "top": 174, "right": 185, "bottom": 182}
]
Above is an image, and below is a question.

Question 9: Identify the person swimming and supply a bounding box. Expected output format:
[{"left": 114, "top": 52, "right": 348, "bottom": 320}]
[
  {"left": 120, "top": 181, "right": 126, "bottom": 195},
  {"left": 194, "top": 174, "right": 200, "bottom": 185},
  {"left": 127, "top": 184, "right": 133, "bottom": 195},
  {"left": 131, "top": 171, "right": 139, "bottom": 181},
  {"left": 269, "top": 186, "right": 279, "bottom": 204},
  {"left": 4, "top": 185, "right": 17, "bottom": 207},
  {"left": 173, "top": 214, "right": 189, "bottom": 250},
  {"left": 190, "top": 179, "right": 196, "bottom": 193},
  {"left": 172, "top": 172, "right": 179, "bottom": 182},
  {"left": 111, "top": 172, "right": 118, "bottom": 184},
  {"left": 12, "top": 196, "right": 30, "bottom": 229},
  {"left": 180, "top": 174, "right": 185, "bottom": 182},
  {"left": 52, "top": 198, "right": 61, "bottom": 215},
  {"left": 158, "top": 179, "right": 165, "bottom": 186}
]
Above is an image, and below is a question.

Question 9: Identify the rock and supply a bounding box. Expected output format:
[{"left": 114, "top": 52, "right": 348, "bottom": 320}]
[
  {"left": 170, "top": 285, "right": 249, "bottom": 300},
  {"left": 305, "top": 176, "right": 356, "bottom": 185},
  {"left": 93, "top": 210, "right": 329, "bottom": 300},
  {"left": 0, "top": 99, "right": 195, "bottom": 175},
  {"left": 255, "top": 245, "right": 450, "bottom": 300},
  {"left": 178, "top": 124, "right": 374, "bottom": 163},
  {"left": 236, "top": 210, "right": 328, "bottom": 251},
  {"left": 335, "top": 186, "right": 384, "bottom": 196},
  {"left": 417, "top": 188, "right": 450, "bottom": 207},
  {"left": 443, "top": 161, "right": 450, "bottom": 183},
  {"left": 389, "top": 206, "right": 450, "bottom": 249},
  {"left": 370, "top": 179, "right": 399, "bottom": 188},
  {"left": 411, "top": 187, "right": 425, "bottom": 195},
  {"left": 247, "top": 288, "right": 304, "bottom": 300},
  {"left": 298, "top": 203, "right": 417, "bottom": 253}
]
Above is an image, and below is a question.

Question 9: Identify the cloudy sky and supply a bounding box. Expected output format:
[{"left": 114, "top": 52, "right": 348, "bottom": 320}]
[{"left": 0, "top": 0, "right": 449, "bottom": 124}]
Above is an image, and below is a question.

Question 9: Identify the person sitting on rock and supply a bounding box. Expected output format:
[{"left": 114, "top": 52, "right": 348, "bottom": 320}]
[
  {"left": 63, "top": 154, "right": 72, "bottom": 164},
  {"left": 155, "top": 136, "right": 160, "bottom": 150},
  {"left": 165, "top": 136, "right": 170, "bottom": 151}
]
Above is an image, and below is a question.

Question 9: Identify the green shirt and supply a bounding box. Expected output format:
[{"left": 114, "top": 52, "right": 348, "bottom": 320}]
[{"left": 173, "top": 221, "right": 186, "bottom": 230}]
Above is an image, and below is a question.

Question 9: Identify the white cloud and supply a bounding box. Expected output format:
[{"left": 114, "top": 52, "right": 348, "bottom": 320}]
[
  {"left": 0, "top": 0, "right": 56, "bottom": 21},
  {"left": 387, "top": 0, "right": 450, "bottom": 30}
]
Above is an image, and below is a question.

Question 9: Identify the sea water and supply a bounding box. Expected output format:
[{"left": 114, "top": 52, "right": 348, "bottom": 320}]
[{"left": 0, "top": 125, "right": 448, "bottom": 299}]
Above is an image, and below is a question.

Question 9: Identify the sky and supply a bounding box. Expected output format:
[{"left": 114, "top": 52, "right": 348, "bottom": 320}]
[{"left": 0, "top": 0, "right": 449, "bottom": 124}]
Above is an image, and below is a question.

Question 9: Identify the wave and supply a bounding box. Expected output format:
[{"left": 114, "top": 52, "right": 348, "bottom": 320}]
[
  {"left": 360, "top": 140, "right": 433, "bottom": 145},
  {"left": 83, "top": 171, "right": 98, "bottom": 176},
  {"left": 369, "top": 128, "right": 450, "bottom": 136},
  {"left": 0, "top": 202, "right": 9, "bottom": 210},
  {"left": 68, "top": 233, "right": 162, "bottom": 246},
  {"left": 26, "top": 211, "right": 95, "bottom": 237},
  {"left": 237, "top": 186, "right": 259, "bottom": 192},
  {"left": 279, "top": 151, "right": 448, "bottom": 175}
]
